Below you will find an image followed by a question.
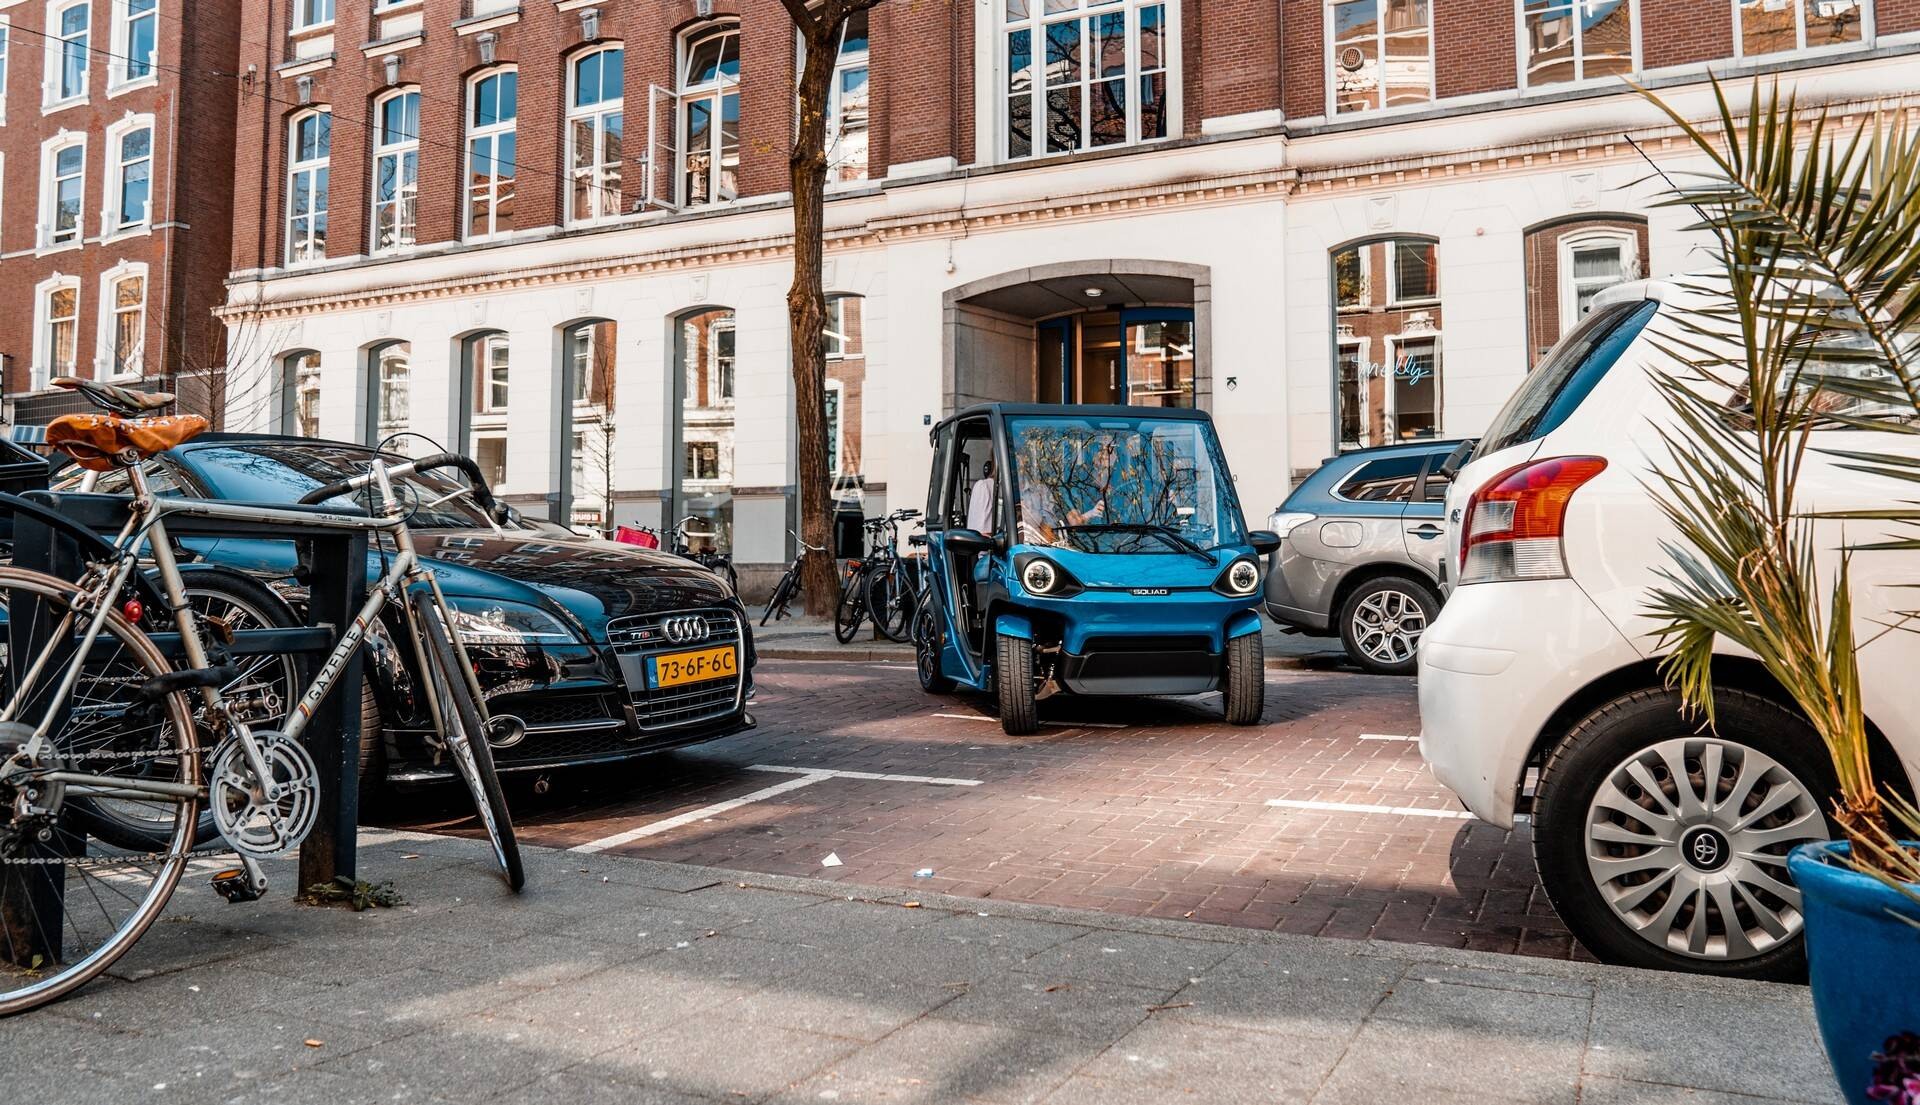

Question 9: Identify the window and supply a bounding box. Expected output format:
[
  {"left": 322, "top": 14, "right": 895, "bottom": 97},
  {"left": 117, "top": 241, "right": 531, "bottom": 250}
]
[
  {"left": 686, "top": 441, "right": 721, "bottom": 481},
  {"left": 47, "top": 0, "right": 89, "bottom": 105},
  {"left": 710, "top": 320, "right": 736, "bottom": 401},
  {"left": 568, "top": 326, "right": 594, "bottom": 402},
  {"left": 479, "top": 333, "right": 509, "bottom": 412},
  {"left": 1336, "top": 454, "right": 1426, "bottom": 502},
  {"left": 282, "top": 351, "right": 322, "bottom": 436},
  {"left": 286, "top": 110, "right": 330, "bottom": 264},
  {"left": 37, "top": 280, "right": 80, "bottom": 388},
  {"left": 827, "top": 12, "right": 869, "bottom": 182},
  {"left": 371, "top": 90, "right": 419, "bottom": 251},
  {"left": 679, "top": 26, "right": 739, "bottom": 206},
  {"left": 568, "top": 46, "right": 624, "bottom": 224},
  {"left": 825, "top": 295, "right": 864, "bottom": 358},
  {"left": 1559, "top": 231, "right": 1635, "bottom": 330},
  {"left": 43, "top": 139, "right": 85, "bottom": 249},
  {"left": 466, "top": 70, "right": 517, "bottom": 239},
  {"left": 1521, "top": 0, "right": 1635, "bottom": 86},
  {"left": 1737, "top": 0, "right": 1865, "bottom": 56},
  {"left": 294, "top": 0, "right": 333, "bottom": 29},
  {"left": 1329, "top": 0, "right": 1431, "bottom": 115},
  {"left": 0, "top": 21, "right": 12, "bottom": 121},
  {"left": 113, "top": 0, "right": 158, "bottom": 86},
  {"left": 109, "top": 123, "right": 152, "bottom": 232},
  {"left": 370, "top": 342, "right": 411, "bottom": 439},
  {"left": 104, "top": 269, "right": 145, "bottom": 377},
  {"left": 1004, "top": 0, "right": 1169, "bottom": 159},
  {"left": 1331, "top": 237, "right": 1444, "bottom": 448},
  {"left": 825, "top": 381, "right": 843, "bottom": 474}
]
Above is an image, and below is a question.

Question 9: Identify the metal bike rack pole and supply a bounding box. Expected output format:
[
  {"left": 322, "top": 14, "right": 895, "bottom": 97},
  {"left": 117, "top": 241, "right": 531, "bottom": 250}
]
[{"left": 0, "top": 491, "right": 369, "bottom": 964}]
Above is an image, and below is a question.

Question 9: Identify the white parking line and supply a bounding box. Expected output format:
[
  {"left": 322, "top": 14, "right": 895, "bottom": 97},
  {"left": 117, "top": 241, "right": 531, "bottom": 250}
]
[
  {"left": 930, "top": 712, "right": 1127, "bottom": 730},
  {"left": 1358, "top": 733, "right": 1419, "bottom": 742},
  {"left": 566, "top": 763, "right": 986, "bottom": 854},
  {"left": 1265, "top": 798, "right": 1478, "bottom": 820},
  {"left": 749, "top": 764, "right": 984, "bottom": 787}
]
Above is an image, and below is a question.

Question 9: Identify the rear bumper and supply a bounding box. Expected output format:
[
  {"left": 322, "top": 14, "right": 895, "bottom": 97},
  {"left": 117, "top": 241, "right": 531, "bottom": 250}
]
[{"left": 1417, "top": 578, "right": 1640, "bottom": 827}]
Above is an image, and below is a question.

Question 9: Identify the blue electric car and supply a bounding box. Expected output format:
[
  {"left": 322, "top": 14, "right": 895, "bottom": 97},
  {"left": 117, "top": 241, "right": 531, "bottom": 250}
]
[{"left": 912, "top": 404, "right": 1280, "bottom": 734}]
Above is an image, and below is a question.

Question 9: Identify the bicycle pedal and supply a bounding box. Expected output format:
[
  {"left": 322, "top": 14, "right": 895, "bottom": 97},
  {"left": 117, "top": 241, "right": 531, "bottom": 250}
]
[{"left": 210, "top": 866, "right": 266, "bottom": 903}]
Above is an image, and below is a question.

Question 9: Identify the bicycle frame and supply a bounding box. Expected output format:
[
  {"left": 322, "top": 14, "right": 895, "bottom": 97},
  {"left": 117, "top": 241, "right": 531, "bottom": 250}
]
[{"left": 11, "top": 457, "right": 482, "bottom": 808}]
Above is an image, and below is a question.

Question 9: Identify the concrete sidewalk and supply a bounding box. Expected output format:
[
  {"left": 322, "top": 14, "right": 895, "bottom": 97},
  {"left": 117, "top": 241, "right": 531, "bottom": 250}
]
[
  {"left": 755, "top": 615, "right": 1347, "bottom": 668},
  {"left": 17, "top": 830, "right": 1838, "bottom": 1105}
]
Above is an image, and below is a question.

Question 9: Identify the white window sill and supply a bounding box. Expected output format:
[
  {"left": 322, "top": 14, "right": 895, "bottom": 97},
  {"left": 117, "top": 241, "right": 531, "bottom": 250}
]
[
  {"left": 373, "top": 0, "right": 421, "bottom": 11},
  {"left": 101, "top": 223, "right": 152, "bottom": 245},
  {"left": 107, "top": 74, "right": 159, "bottom": 99},
  {"left": 290, "top": 19, "right": 335, "bottom": 36},
  {"left": 41, "top": 93, "right": 89, "bottom": 115},
  {"left": 35, "top": 240, "right": 84, "bottom": 258}
]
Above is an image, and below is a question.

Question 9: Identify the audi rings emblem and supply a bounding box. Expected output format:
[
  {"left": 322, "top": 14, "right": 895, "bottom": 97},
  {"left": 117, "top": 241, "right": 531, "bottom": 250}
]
[{"left": 661, "top": 615, "right": 712, "bottom": 645}]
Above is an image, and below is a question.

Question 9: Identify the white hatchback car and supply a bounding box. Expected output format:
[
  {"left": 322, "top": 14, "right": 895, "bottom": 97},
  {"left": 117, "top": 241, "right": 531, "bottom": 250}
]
[{"left": 1419, "top": 279, "right": 1920, "bottom": 979}]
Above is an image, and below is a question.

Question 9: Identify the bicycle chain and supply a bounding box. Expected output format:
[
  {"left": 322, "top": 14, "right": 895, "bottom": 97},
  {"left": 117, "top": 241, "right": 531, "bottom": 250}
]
[{"left": 0, "top": 846, "right": 229, "bottom": 868}]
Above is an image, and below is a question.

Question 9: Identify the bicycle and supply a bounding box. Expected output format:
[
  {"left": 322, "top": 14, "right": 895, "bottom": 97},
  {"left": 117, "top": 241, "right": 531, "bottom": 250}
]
[
  {"left": 666, "top": 516, "right": 739, "bottom": 596},
  {"left": 761, "top": 530, "right": 823, "bottom": 626},
  {"left": 0, "top": 377, "right": 523, "bottom": 1016},
  {"left": 833, "top": 510, "right": 922, "bottom": 645}
]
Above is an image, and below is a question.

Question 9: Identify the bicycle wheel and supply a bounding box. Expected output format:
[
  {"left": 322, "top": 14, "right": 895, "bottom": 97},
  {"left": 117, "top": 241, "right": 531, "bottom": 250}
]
[
  {"left": 761, "top": 571, "right": 795, "bottom": 626},
  {"left": 414, "top": 597, "right": 524, "bottom": 891},
  {"left": 833, "top": 568, "right": 867, "bottom": 644},
  {"left": 867, "top": 562, "right": 915, "bottom": 643},
  {"left": 0, "top": 567, "right": 200, "bottom": 1016}
]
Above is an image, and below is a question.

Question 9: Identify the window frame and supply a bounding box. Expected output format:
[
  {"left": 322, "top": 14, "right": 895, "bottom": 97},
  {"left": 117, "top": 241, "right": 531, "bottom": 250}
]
[
  {"left": 44, "top": 0, "right": 91, "bottom": 109},
  {"left": 825, "top": 13, "right": 870, "bottom": 183},
  {"left": 464, "top": 67, "right": 518, "bottom": 241},
  {"left": 566, "top": 44, "right": 626, "bottom": 226},
  {"left": 109, "top": 0, "right": 159, "bottom": 92},
  {"left": 677, "top": 24, "right": 741, "bottom": 207},
  {"left": 1556, "top": 228, "right": 1638, "bottom": 333},
  {"left": 285, "top": 108, "right": 331, "bottom": 266},
  {"left": 103, "top": 115, "right": 155, "bottom": 237},
  {"left": 39, "top": 133, "right": 87, "bottom": 252},
  {"left": 0, "top": 17, "right": 13, "bottom": 125},
  {"left": 96, "top": 261, "right": 148, "bottom": 381},
  {"left": 1325, "top": 0, "right": 1434, "bottom": 118},
  {"left": 370, "top": 87, "right": 421, "bottom": 254},
  {"left": 998, "top": 0, "right": 1180, "bottom": 163},
  {"left": 1732, "top": 0, "right": 1871, "bottom": 58},
  {"left": 33, "top": 274, "right": 82, "bottom": 390},
  {"left": 367, "top": 340, "right": 412, "bottom": 442},
  {"left": 708, "top": 317, "right": 736, "bottom": 403},
  {"left": 292, "top": 0, "right": 334, "bottom": 32},
  {"left": 1514, "top": 0, "right": 1640, "bottom": 90},
  {"left": 1386, "top": 238, "right": 1439, "bottom": 306},
  {"left": 478, "top": 332, "right": 510, "bottom": 414}
]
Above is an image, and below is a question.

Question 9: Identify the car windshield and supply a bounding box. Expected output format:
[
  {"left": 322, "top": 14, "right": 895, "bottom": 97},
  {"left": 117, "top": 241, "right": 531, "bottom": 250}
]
[
  {"left": 186, "top": 443, "right": 499, "bottom": 529},
  {"left": 1006, "top": 414, "right": 1244, "bottom": 553}
]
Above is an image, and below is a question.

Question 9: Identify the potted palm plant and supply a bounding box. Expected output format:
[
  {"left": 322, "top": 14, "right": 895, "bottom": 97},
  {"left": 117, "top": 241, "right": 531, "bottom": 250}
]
[{"left": 1635, "top": 79, "right": 1920, "bottom": 1104}]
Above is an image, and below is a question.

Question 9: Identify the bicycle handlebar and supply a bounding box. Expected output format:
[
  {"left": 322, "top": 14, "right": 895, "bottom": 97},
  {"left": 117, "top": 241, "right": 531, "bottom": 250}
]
[{"left": 296, "top": 452, "right": 498, "bottom": 512}]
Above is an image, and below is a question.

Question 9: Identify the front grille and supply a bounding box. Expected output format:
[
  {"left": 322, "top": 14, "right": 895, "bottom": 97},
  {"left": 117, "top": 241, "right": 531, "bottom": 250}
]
[
  {"left": 608, "top": 606, "right": 745, "bottom": 731},
  {"left": 493, "top": 726, "right": 635, "bottom": 764},
  {"left": 494, "top": 693, "right": 618, "bottom": 728},
  {"left": 1079, "top": 635, "right": 1213, "bottom": 654}
]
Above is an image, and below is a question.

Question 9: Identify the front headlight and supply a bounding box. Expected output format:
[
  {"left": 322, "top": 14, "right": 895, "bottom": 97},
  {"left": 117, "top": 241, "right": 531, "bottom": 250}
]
[
  {"left": 446, "top": 597, "right": 579, "bottom": 645},
  {"left": 1022, "top": 558, "right": 1058, "bottom": 594},
  {"left": 1216, "top": 558, "right": 1261, "bottom": 596}
]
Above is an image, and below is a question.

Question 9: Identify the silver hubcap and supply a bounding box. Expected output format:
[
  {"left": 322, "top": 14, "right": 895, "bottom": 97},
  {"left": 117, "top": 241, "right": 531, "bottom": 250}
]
[
  {"left": 1352, "top": 589, "right": 1426, "bottom": 665},
  {"left": 1584, "top": 737, "right": 1827, "bottom": 961}
]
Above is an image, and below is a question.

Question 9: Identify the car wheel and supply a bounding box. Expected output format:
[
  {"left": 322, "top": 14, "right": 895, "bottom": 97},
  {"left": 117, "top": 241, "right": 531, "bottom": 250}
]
[
  {"left": 994, "top": 630, "right": 1038, "bottom": 736},
  {"left": 1532, "top": 687, "right": 1835, "bottom": 979},
  {"left": 1222, "top": 631, "right": 1264, "bottom": 726},
  {"left": 914, "top": 600, "right": 957, "bottom": 694},
  {"left": 1337, "top": 576, "right": 1436, "bottom": 675}
]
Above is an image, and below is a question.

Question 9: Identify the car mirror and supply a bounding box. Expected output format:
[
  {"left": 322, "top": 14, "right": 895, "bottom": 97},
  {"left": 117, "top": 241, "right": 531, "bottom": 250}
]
[
  {"left": 494, "top": 503, "right": 520, "bottom": 527},
  {"left": 945, "top": 528, "right": 995, "bottom": 556},
  {"left": 1247, "top": 530, "right": 1282, "bottom": 556}
]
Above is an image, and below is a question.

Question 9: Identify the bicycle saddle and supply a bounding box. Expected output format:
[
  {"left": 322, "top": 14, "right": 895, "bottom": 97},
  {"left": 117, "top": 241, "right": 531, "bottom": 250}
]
[
  {"left": 51, "top": 376, "right": 176, "bottom": 416},
  {"left": 46, "top": 412, "right": 209, "bottom": 471}
]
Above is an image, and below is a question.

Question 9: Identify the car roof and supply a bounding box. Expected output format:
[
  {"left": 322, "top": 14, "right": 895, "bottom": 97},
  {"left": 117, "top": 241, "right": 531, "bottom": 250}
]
[
  {"left": 1320, "top": 438, "right": 1466, "bottom": 467},
  {"left": 174, "top": 432, "right": 372, "bottom": 453},
  {"left": 933, "top": 403, "right": 1214, "bottom": 438}
]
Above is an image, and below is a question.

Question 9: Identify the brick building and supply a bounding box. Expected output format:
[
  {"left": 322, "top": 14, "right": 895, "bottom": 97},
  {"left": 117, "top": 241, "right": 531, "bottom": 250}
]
[
  {"left": 0, "top": 0, "right": 241, "bottom": 429},
  {"left": 213, "top": 0, "right": 1920, "bottom": 583}
]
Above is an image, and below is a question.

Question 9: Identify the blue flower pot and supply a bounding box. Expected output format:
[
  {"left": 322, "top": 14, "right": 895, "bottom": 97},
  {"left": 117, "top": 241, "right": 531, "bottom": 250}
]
[{"left": 1788, "top": 842, "right": 1920, "bottom": 1105}]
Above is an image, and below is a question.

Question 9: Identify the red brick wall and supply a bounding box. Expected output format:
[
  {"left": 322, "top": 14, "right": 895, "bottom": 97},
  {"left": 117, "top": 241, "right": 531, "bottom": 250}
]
[
  {"left": 1876, "top": 0, "right": 1920, "bottom": 33},
  {"left": 0, "top": 0, "right": 242, "bottom": 414},
  {"left": 1282, "top": 0, "right": 1325, "bottom": 118},
  {"left": 1521, "top": 216, "right": 1650, "bottom": 365},
  {"left": 1435, "top": 0, "right": 1517, "bottom": 99},
  {"left": 1197, "top": 0, "right": 1283, "bottom": 124},
  {"left": 878, "top": 0, "right": 959, "bottom": 167},
  {"left": 1641, "top": 0, "right": 1734, "bottom": 68}
]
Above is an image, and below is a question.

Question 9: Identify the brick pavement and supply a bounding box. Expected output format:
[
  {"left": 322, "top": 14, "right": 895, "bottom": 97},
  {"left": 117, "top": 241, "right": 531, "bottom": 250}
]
[{"left": 376, "top": 659, "right": 1587, "bottom": 962}]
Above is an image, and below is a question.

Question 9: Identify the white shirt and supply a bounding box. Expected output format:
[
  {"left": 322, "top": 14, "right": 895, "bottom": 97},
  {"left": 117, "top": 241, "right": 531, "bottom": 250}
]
[{"left": 966, "top": 477, "right": 996, "bottom": 534}]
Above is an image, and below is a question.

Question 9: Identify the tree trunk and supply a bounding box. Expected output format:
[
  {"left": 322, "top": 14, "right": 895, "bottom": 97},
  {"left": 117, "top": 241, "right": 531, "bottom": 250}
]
[{"left": 789, "top": 19, "right": 841, "bottom": 616}]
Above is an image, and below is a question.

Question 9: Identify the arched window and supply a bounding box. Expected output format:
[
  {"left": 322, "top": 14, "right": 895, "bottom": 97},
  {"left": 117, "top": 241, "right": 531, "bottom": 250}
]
[
  {"left": 567, "top": 46, "right": 624, "bottom": 225},
  {"left": 40, "top": 134, "right": 86, "bottom": 249},
  {"left": 826, "top": 12, "right": 869, "bottom": 182},
  {"left": 366, "top": 340, "right": 410, "bottom": 443},
  {"left": 280, "top": 350, "right": 322, "bottom": 436},
  {"left": 33, "top": 274, "right": 80, "bottom": 390},
  {"left": 1521, "top": 216, "right": 1646, "bottom": 366},
  {"left": 371, "top": 89, "right": 420, "bottom": 251},
  {"left": 460, "top": 332, "right": 509, "bottom": 488},
  {"left": 678, "top": 24, "right": 739, "bottom": 207},
  {"left": 560, "top": 320, "right": 616, "bottom": 530},
  {"left": 286, "top": 109, "right": 331, "bottom": 265},
  {"left": 97, "top": 262, "right": 147, "bottom": 379},
  {"left": 466, "top": 68, "right": 518, "bottom": 239},
  {"left": 1330, "top": 236, "right": 1442, "bottom": 449}
]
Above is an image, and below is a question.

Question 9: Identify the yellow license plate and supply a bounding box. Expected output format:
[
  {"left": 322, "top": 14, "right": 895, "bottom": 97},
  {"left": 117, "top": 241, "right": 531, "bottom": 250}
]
[{"left": 648, "top": 645, "right": 737, "bottom": 689}]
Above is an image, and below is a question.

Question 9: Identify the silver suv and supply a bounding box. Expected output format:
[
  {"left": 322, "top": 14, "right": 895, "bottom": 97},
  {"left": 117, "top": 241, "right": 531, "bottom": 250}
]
[{"left": 1262, "top": 440, "right": 1461, "bottom": 674}]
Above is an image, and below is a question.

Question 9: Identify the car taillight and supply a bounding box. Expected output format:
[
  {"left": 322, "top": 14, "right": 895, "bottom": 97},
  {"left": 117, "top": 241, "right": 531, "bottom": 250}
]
[{"left": 1458, "top": 456, "right": 1606, "bottom": 585}]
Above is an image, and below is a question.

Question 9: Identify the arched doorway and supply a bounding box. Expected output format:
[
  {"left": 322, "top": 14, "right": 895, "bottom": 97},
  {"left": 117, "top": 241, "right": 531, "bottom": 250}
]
[
  {"left": 942, "top": 261, "right": 1209, "bottom": 414},
  {"left": 558, "top": 318, "right": 616, "bottom": 530},
  {"left": 670, "top": 306, "right": 736, "bottom": 553}
]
